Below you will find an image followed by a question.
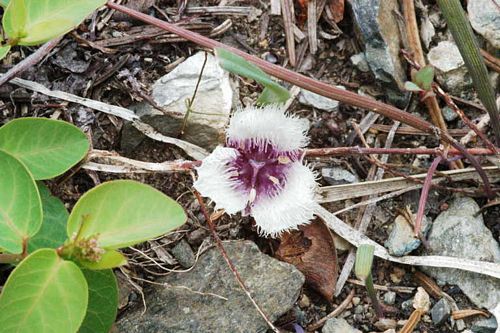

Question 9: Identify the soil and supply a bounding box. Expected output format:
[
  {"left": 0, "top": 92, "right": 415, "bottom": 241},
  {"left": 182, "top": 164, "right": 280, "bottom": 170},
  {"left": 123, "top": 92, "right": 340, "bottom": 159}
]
[{"left": 0, "top": 1, "right": 498, "bottom": 332}]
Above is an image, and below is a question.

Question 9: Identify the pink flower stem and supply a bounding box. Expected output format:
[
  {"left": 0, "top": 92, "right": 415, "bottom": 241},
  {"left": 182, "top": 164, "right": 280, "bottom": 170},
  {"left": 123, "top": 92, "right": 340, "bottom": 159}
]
[{"left": 414, "top": 155, "right": 443, "bottom": 237}]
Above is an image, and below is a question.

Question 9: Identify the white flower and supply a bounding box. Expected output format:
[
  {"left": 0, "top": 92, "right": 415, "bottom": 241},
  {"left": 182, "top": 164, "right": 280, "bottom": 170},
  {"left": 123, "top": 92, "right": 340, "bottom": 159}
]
[{"left": 194, "top": 105, "right": 317, "bottom": 237}]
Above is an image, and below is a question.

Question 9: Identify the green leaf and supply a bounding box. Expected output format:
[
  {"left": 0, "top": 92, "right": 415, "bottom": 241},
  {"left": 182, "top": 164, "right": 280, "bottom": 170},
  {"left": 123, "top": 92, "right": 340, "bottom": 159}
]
[
  {"left": 0, "top": 0, "right": 10, "bottom": 7},
  {"left": 28, "top": 183, "right": 68, "bottom": 252},
  {"left": 0, "top": 249, "right": 88, "bottom": 333},
  {"left": 0, "top": 45, "right": 11, "bottom": 60},
  {"left": 67, "top": 180, "right": 187, "bottom": 250},
  {"left": 79, "top": 249, "right": 127, "bottom": 270},
  {"left": 354, "top": 244, "right": 375, "bottom": 280},
  {"left": 3, "top": 0, "right": 106, "bottom": 46},
  {"left": 0, "top": 150, "right": 42, "bottom": 254},
  {"left": 2, "top": 0, "right": 27, "bottom": 42},
  {"left": 79, "top": 269, "right": 118, "bottom": 333},
  {"left": 414, "top": 66, "right": 434, "bottom": 91},
  {"left": 404, "top": 81, "right": 423, "bottom": 92},
  {"left": 215, "top": 48, "right": 290, "bottom": 105},
  {"left": 0, "top": 118, "right": 89, "bottom": 180}
]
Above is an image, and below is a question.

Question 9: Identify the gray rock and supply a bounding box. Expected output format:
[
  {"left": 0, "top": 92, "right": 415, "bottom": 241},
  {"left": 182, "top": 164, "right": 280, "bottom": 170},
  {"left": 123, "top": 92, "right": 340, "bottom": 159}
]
[
  {"left": 170, "top": 239, "right": 196, "bottom": 268},
  {"left": 471, "top": 317, "right": 498, "bottom": 333},
  {"left": 322, "top": 318, "right": 361, "bottom": 333},
  {"left": 121, "top": 52, "right": 235, "bottom": 152},
  {"left": 442, "top": 106, "right": 458, "bottom": 122},
  {"left": 321, "top": 167, "right": 358, "bottom": 185},
  {"left": 299, "top": 87, "right": 345, "bottom": 112},
  {"left": 385, "top": 215, "right": 430, "bottom": 257},
  {"left": 350, "top": 53, "right": 370, "bottom": 72},
  {"left": 468, "top": 0, "right": 500, "bottom": 48},
  {"left": 350, "top": 0, "right": 407, "bottom": 90},
  {"left": 431, "top": 298, "right": 451, "bottom": 326},
  {"left": 423, "top": 197, "right": 500, "bottom": 310},
  {"left": 427, "top": 41, "right": 472, "bottom": 94},
  {"left": 383, "top": 291, "right": 396, "bottom": 305},
  {"left": 117, "top": 240, "right": 305, "bottom": 333}
]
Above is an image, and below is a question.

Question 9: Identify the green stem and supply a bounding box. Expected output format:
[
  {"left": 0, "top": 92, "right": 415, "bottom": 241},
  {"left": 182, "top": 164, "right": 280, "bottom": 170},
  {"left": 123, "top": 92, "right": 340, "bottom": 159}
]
[{"left": 365, "top": 274, "right": 384, "bottom": 319}]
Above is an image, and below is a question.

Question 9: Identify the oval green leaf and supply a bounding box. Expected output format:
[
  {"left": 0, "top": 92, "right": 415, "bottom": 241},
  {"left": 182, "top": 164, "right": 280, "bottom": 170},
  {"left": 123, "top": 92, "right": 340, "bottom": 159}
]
[
  {"left": 0, "top": 249, "right": 88, "bottom": 333},
  {"left": 79, "top": 249, "right": 127, "bottom": 270},
  {"left": 0, "top": 0, "right": 10, "bottom": 8},
  {"left": 67, "top": 180, "right": 187, "bottom": 250},
  {"left": 3, "top": 0, "right": 106, "bottom": 46},
  {"left": 0, "top": 150, "right": 42, "bottom": 254},
  {"left": 0, "top": 118, "right": 89, "bottom": 180},
  {"left": 28, "top": 183, "right": 69, "bottom": 252},
  {"left": 79, "top": 269, "right": 118, "bottom": 333}
]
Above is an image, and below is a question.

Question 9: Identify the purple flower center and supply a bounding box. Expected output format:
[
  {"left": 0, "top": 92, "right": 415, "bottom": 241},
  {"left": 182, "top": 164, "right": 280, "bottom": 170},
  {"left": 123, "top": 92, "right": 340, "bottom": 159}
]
[{"left": 226, "top": 140, "right": 300, "bottom": 210}]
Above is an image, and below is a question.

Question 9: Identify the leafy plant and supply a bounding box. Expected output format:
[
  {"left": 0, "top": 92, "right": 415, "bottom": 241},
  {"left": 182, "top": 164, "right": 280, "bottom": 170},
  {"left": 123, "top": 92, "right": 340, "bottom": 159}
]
[
  {"left": 355, "top": 244, "right": 384, "bottom": 319},
  {"left": 0, "top": 0, "right": 106, "bottom": 59},
  {"left": 404, "top": 66, "right": 435, "bottom": 92},
  {"left": 0, "top": 118, "right": 187, "bottom": 332},
  {"left": 215, "top": 48, "right": 291, "bottom": 105}
]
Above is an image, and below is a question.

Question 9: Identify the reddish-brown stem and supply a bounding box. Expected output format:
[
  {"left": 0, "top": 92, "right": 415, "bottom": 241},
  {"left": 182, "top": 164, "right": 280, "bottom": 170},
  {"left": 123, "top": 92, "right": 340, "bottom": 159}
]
[
  {"left": 107, "top": 1, "right": 494, "bottom": 198},
  {"left": 107, "top": 1, "right": 438, "bottom": 135},
  {"left": 305, "top": 147, "right": 495, "bottom": 158},
  {"left": 0, "top": 36, "right": 62, "bottom": 87},
  {"left": 193, "top": 190, "right": 280, "bottom": 333},
  {"left": 433, "top": 84, "right": 498, "bottom": 153},
  {"left": 414, "top": 156, "right": 443, "bottom": 236},
  {"left": 0, "top": 253, "right": 24, "bottom": 264}
]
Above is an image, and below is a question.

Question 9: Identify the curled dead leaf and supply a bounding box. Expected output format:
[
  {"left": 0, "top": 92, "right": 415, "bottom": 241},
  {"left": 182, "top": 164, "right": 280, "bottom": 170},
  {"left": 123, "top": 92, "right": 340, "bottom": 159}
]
[{"left": 276, "top": 218, "right": 338, "bottom": 301}]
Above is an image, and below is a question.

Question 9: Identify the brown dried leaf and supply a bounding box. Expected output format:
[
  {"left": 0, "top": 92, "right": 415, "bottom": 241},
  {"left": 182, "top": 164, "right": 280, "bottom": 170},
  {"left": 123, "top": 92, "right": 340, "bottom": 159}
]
[
  {"left": 276, "top": 218, "right": 338, "bottom": 301},
  {"left": 328, "top": 0, "right": 345, "bottom": 23}
]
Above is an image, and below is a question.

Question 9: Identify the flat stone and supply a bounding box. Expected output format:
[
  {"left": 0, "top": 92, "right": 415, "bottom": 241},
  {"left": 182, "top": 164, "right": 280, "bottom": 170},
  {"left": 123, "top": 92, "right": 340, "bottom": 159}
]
[
  {"left": 428, "top": 41, "right": 472, "bottom": 95},
  {"left": 423, "top": 197, "right": 500, "bottom": 310},
  {"left": 170, "top": 239, "right": 196, "bottom": 268},
  {"left": 385, "top": 215, "right": 430, "bottom": 257},
  {"left": 321, "top": 167, "right": 358, "bottom": 185},
  {"left": 322, "top": 318, "right": 361, "bottom": 333},
  {"left": 431, "top": 298, "right": 451, "bottom": 326},
  {"left": 117, "top": 240, "right": 305, "bottom": 333},
  {"left": 350, "top": 0, "right": 407, "bottom": 90},
  {"left": 121, "top": 52, "right": 236, "bottom": 152},
  {"left": 299, "top": 87, "right": 344, "bottom": 112},
  {"left": 468, "top": 0, "right": 500, "bottom": 48}
]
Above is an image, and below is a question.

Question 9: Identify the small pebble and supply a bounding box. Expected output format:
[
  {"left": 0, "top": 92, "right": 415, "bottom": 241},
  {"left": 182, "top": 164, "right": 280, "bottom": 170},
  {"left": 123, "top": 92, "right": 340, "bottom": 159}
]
[
  {"left": 298, "top": 294, "right": 310, "bottom": 308},
  {"left": 354, "top": 305, "right": 364, "bottom": 314},
  {"left": 383, "top": 291, "right": 396, "bottom": 305},
  {"left": 401, "top": 298, "right": 414, "bottom": 311},
  {"left": 431, "top": 298, "right": 451, "bottom": 326},
  {"left": 374, "top": 318, "right": 397, "bottom": 331},
  {"left": 352, "top": 297, "right": 361, "bottom": 306}
]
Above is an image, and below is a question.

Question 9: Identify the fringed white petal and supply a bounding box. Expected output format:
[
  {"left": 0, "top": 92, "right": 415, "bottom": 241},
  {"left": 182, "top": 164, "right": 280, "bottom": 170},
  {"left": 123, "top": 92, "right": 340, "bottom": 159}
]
[
  {"left": 193, "top": 146, "right": 248, "bottom": 214},
  {"left": 227, "top": 105, "right": 309, "bottom": 151},
  {"left": 251, "top": 162, "right": 317, "bottom": 237}
]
